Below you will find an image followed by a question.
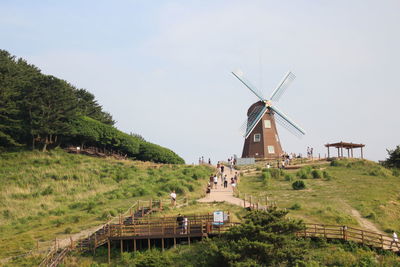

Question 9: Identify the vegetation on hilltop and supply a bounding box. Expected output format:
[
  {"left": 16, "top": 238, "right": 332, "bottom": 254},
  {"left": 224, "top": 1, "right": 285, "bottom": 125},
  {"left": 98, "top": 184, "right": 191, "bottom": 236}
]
[
  {"left": 0, "top": 150, "right": 211, "bottom": 258},
  {"left": 0, "top": 49, "right": 184, "bottom": 164},
  {"left": 237, "top": 158, "right": 400, "bottom": 234}
]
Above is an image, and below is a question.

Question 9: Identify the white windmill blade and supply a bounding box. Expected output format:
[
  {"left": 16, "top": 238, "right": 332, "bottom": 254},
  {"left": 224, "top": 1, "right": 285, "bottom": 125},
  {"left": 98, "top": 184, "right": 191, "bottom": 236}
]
[
  {"left": 243, "top": 105, "right": 268, "bottom": 139},
  {"left": 232, "top": 70, "right": 265, "bottom": 102},
  {"left": 269, "top": 105, "right": 306, "bottom": 136},
  {"left": 269, "top": 72, "right": 296, "bottom": 102}
]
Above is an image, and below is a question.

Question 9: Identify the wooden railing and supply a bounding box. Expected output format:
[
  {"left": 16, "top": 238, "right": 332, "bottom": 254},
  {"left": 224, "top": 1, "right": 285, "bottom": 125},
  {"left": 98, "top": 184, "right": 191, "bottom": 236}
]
[{"left": 298, "top": 223, "right": 398, "bottom": 251}]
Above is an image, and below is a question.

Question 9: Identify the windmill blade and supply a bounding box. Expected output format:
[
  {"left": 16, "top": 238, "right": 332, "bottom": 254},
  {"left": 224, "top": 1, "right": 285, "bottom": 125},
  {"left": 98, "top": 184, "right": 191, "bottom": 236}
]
[
  {"left": 270, "top": 105, "right": 305, "bottom": 137},
  {"left": 232, "top": 71, "right": 265, "bottom": 101},
  {"left": 269, "top": 72, "right": 296, "bottom": 102},
  {"left": 239, "top": 105, "right": 268, "bottom": 139}
]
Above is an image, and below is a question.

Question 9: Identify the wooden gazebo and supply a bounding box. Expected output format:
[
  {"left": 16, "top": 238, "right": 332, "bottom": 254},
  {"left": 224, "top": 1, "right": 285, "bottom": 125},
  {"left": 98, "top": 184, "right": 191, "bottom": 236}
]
[{"left": 325, "top": 142, "right": 365, "bottom": 159}]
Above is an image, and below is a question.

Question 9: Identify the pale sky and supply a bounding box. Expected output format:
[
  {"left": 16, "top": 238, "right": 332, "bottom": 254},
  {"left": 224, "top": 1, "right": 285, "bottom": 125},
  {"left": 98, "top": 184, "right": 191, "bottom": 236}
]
[{"left": 1, "top": 0, "right": 399, "bottom": 163}]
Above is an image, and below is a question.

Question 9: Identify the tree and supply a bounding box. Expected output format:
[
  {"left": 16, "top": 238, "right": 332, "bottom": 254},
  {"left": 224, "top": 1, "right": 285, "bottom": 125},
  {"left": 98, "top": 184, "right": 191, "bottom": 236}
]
[
  {"left": 185, "top": 209, "right": 307, "bottom": 266},
  {"left": 23, "top": 75, "right": 78, "bottom": 151},
  {"left": 385, "top": 145, "right": 400, "bottom": 168},
  {"left": 74, "top": 88, "right": 115, "bottom": 125}
]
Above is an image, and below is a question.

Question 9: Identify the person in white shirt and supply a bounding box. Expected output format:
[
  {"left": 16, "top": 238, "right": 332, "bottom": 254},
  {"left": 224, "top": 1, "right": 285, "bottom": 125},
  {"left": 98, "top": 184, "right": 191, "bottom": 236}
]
[
  {"left": 390, "top": 231, "right": 399, "bottom": 249},
  {"left": 213, "top": 175, "right": 218, "bottom": 189},
  {"left": 183, "top": 216, "right": 188, "bottom": 234},
  {"left": 170, "top": 190, "right": 177, "bottom": 207}
]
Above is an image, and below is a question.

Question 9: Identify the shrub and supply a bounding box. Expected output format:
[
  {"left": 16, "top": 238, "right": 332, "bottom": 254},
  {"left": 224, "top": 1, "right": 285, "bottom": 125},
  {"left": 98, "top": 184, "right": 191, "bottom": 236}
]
[
  {"left": 392, "top": 169, "right": 400, "bottom": 177},
  {"left": 297, "top": 169, "right": 309, "bottom": 179},
  {"left": 323, "top": 170, "right": 331, "bottom": 179},
  {"left": 289, "top": 203, "right": 301, "bottom": 210},
  {"left": 41, "top": 185, "right": 54, "bottom": 196},
  {"left": 64, "top": 227, "right": 72, "bottom": 234},
  {"left": 284, "top": 173, "right": 293, "bottom": 181},
  {"left": 261, "top": 171, "right": 271, "bottom": 180},
  {"left": 292, "top": 180, "right": 306, "bottom": 190},
  {"left": 311, "top": 169, "right": 322, "bottom": 179}
]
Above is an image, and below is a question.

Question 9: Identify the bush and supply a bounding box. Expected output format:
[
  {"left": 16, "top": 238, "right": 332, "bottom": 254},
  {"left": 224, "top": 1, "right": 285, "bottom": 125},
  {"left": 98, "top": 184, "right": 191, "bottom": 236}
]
[
  {"left": 289, "top": 203, "right": 301, "bottom": 210},
  {"left": 284, "top": 173, "right": 293, "bottom": 181},
  {"left": 261, "top": 171, "right": 271, "bottom": 180},
  {"left": 323, "top": 170, "right": 331, "bottom": 179},
  {"left": 311, "top": 169, "right": 322, "bottom": 179},
  {"left": 138, "top": 142, "right": 185, "bottom": 164},
  {"left": 297, "top": 169, "right": 309, "bottom": 179},
  {"left": 392, "top": 169, "right": 400, "bottom": 177},
  {"left": 292, "top": 180, "right": 306, "bottom": 190}
]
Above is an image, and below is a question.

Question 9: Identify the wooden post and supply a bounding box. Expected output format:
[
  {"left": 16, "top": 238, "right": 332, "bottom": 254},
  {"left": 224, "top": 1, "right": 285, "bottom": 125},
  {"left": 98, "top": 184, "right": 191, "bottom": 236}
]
[
  {"left": 120, "top": 240, "right": 123, "bottom": 254},
  {"left": 130, "top": 207, "right": 133, "bottom": 217},
  {"left": 361, "top": 231, "right": 364, "bottom": 244},
  {"left": 162, "top": 238, "right": 165, "bottom": 251},
  {"left": 94, "top": 233, "right": 97, "bottom": 255},
  {"left": 133, "top": 239, "right": 136, "bottom": 251},
  {"left": 381, "top": 234, "right": 384, "bottom": 248},
  {"left": 108, "top": 239, "right": 111, "bottom": 264},
  {"left": 174, "top": 237, "right": 176, "bottom": 248},
  {"left": 148, "top": 238, "right": 150, "bottom": 249},
  {"left": 188, "top": 236, "right": 191, "bottom": 246},
  {"left": 150, "top": 199, "right": 152, "bottom": 210},
  {"left": 249, "top": 195, "right": 252, "bottom": 209},
  {"left": 160, "top": 199, "right": 163, "bottom": 210}
]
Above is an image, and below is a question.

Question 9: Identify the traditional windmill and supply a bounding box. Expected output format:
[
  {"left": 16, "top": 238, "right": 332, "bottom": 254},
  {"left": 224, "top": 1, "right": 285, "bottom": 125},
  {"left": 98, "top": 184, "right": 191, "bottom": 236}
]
[{"left": 232, "top": 70, "right": 305, "bottom": 159}]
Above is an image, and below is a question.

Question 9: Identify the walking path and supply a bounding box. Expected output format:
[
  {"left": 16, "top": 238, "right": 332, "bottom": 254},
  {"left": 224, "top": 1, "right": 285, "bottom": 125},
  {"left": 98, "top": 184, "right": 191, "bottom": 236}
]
[{"left": 197, "top": 167, "right": 249, "bottom": 208}]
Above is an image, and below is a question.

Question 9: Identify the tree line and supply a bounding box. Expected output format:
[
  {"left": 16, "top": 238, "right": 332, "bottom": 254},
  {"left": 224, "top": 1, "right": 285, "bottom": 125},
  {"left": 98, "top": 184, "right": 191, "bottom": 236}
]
[{"left": 0, "top": 50, "right": 184, "bottom": 164}]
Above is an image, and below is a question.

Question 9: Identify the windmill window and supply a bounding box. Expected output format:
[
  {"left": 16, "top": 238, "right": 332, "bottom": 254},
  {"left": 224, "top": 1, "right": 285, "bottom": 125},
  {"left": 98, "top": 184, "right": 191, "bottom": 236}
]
[
  {"left": 268, "top": 145, "right": 275, "bottom": 154},
  {"left": 254, "top": 133, "right": 261, "bottom": 142},
  {"left": 264, "top": 120, "right": 271, "bottom": 129}
]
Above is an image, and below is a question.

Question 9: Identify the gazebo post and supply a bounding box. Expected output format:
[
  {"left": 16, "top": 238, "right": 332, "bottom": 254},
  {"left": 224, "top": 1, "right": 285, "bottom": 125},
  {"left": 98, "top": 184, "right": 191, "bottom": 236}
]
[
  {"left": 327, "top": 146, "right": 330, "bottom": 158},
  {"left": 351, "top": 148, "right": 354, "bottom": 158},
  {"left": 361, "top": 147, "right": 364, "bottom": 159},
  {"left": 337, "top": 147, "right": 340, "bottom": 158},
  {"left": 347, "top": 149, "right": 350, "bottom": 158}
]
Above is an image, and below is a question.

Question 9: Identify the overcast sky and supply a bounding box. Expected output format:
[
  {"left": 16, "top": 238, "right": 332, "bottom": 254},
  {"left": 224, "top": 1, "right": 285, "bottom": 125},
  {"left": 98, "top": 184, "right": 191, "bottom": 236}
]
[{"left": 1, "top": 0, "right": 399, "bottom": 163}]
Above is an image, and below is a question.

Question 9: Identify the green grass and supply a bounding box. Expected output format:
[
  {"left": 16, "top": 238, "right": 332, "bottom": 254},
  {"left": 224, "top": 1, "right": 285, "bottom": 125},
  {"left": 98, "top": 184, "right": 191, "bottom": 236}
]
[
  {"left": 0, "top": 149, "right": 213, "bottom": 259},
  {"left": 237, "top": 159, "right": 400, "bottom": 232}
]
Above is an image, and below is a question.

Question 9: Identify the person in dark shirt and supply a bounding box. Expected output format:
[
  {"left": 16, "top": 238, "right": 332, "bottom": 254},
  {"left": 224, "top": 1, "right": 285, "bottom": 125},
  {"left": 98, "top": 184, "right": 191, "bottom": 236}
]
[{"left": 177, "top": 213, "right": 184, "bottom": 233}]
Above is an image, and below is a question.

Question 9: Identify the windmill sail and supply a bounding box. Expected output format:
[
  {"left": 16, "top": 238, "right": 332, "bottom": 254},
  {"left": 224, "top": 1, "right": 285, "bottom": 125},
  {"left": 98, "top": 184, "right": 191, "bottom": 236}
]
[
  {"left": 241, "top": 105, "right": 268, "bottom": 139},
  {"left": 232, "top": 71, "right": 265, "bottom": 101},
  {"left": 269, "top": 105, "right": 305, "bottom": 136},
  {"left": 269, "top": 72, "right": 296, "bottom": 102}
]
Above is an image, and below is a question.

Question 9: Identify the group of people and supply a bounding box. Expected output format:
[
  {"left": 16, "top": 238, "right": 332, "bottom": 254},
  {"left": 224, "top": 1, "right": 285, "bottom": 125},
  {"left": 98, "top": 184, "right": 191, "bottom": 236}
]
[
  {"left": 307, "top": 147, "right": 314, "bottom": 159},
  {"left": 176, "top": 213, "right": 188, "bottom": 234},
  {"left": 207, "top": 161, "right": 239, "bottom": 192},
  {"left": 198, "top": 156, "right": 212, "bottom": 165}
]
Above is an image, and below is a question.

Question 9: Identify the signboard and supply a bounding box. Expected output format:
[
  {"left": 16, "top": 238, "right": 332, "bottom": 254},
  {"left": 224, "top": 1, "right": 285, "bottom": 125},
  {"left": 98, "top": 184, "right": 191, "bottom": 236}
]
[{"left": 213, "top": 211, "right": 224, "bottom": 225}]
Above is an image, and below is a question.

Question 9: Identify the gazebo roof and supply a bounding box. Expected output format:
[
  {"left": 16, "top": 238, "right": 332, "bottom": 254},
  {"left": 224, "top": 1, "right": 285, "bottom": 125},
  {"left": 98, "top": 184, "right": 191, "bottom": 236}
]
[{"left": 325, "top": 142, "right": 365, "bottom": 149}]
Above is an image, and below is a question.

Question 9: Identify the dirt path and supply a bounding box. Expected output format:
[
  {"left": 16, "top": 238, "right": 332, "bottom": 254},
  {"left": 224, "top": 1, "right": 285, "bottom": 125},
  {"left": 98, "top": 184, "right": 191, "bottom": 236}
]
[{"left": 197, "top": 168, "right": 250, "bottom": 207}]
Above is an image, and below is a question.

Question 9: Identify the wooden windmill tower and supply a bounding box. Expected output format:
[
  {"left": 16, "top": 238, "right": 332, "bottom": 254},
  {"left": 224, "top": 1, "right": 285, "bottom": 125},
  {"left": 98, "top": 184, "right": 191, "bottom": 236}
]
[{"left": 232, "top": 70, "right": 306, "bottom": 159}]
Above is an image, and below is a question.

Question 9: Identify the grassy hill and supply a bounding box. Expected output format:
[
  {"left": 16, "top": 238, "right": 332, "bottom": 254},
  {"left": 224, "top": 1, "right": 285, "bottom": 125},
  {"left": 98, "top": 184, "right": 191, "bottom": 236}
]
[
  {"left": 0, "top": 149, "right": 212, "bottom": 259},
  {"left": 236, "top": 159, "right": 400, "bottom": 233}
]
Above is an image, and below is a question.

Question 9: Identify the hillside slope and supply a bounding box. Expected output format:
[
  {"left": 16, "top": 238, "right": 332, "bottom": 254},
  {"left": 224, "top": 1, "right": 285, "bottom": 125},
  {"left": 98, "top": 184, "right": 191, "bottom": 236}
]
[
  {"left": 237, "top": 159, "right": 400, "bottom": 234},
  {"left": 0, "top": 150, "right": 212, "bottom": 259}
]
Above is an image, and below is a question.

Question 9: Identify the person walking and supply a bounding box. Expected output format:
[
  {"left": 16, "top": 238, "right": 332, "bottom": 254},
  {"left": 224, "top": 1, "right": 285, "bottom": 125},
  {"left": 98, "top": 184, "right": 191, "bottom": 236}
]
[
  {"left": 223, "top": 175, "right": 228, "bottom": 188},
  {"left": 213, "top": 174, "right": 218, "bottom": 189},
  {"left": 231, "top": 177, "right": 236, "bottom": 191},
  {"left": 220, "top": 164, "right": 225, "bottom": 174},
  {"left": 390, "top": 231, "right": 399, "bottom": 249},
  {"left": 170, "top": 190, "right": 177, "bottom": 207}
]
